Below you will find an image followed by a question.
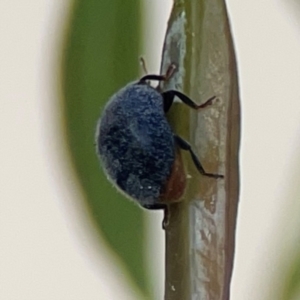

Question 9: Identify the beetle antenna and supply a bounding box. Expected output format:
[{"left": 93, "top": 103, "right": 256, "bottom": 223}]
[
  {"left": 164, "top": 63, "right": 176, "bottom": 81},
  {"left": 139, "top": 57, "right": 148, "bottom": 75}
]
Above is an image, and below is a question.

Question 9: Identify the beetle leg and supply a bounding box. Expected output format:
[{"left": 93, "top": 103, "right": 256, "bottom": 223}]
[
  {"left": 162, "top": 91, "right": 216, "bottom": 111},
  {"left": 162, "top": 90, "right": 174, "bottom": 113},
  {"left": 142, "top": 204, "right": 169, "bottom": 230},
  {"left": 139, "top": 64, "right": 176, "bottom": 84},
  {"left": 174, "top": 135, "right": 224, "bottom": 179},
  {"left": 139, "top": 74, "right": 166, "bottom": 83},
  {"left": 162, "top": 206, "right": 170, "bottom": 230},
  {"left": 143, "top": 203, "right": 166, "bottom": 210}
]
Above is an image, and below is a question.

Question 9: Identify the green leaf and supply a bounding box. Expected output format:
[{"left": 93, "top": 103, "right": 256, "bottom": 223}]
[
  {"left": 61, "top": 0, "right": 149, "bottom": 297},
  {"left": 281, "top": 252, "right": 300, "bottom": 300}
]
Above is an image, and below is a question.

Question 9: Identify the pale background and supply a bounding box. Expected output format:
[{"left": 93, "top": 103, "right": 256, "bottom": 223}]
[{"left": 1, "top": 0, "right": 300, "bottom": 299}]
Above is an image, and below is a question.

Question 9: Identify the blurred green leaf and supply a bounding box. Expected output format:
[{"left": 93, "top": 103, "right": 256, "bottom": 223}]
[
  {"left": 281, "top": 251, "right": 300, "bottom": 300},
  {"left": 61, "top": 0, "right": 149, "bottom": 297}
]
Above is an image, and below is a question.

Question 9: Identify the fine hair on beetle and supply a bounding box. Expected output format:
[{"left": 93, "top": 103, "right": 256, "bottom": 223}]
[{"left": 95, "top": 62, "right": 223, "bottom": 211}]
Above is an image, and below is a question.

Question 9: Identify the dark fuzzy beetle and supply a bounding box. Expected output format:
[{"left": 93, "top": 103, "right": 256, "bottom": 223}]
[{"left": 95, "top": 65, "right": 223, "bottom": 210}]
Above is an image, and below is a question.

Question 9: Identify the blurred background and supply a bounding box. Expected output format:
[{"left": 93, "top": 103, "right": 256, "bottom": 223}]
[{"left": 1, "top": 0, "right": 300, "bottom": 299}]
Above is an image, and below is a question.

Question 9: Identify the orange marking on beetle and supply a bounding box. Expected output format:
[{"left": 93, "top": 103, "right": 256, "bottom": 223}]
[{"left": 160, "top": 149, "right": 186, "bottom": 203}]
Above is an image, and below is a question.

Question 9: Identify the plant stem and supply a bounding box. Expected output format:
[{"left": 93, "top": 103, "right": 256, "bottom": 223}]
[{"left": 160, "top": 1, "right": 240, "bottom": 299}]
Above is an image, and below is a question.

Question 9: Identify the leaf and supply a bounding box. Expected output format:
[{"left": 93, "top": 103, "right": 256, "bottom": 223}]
[{"left": 61, "top": 0, "right": 149, "bottom": 297}]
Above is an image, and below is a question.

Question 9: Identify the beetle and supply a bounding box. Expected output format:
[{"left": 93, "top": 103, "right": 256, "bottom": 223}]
[{"left": 95, "top": 64, "right": 223, "bottom": 210}]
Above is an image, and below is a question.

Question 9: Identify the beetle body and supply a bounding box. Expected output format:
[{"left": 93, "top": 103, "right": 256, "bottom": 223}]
[{"left": 96, "top": 82, "right": 185, "bottom": 209}]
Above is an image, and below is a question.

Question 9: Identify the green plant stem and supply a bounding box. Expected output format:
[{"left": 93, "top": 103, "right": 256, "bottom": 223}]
[{"left": 160, "top": 1, "right": 240, "bottom": 299}]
